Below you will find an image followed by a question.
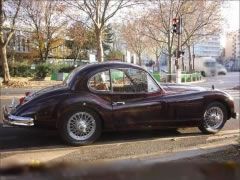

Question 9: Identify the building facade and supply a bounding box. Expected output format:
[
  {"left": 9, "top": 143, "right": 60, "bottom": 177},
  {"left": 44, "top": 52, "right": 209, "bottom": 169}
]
[
  {"left": 225, "top": 30, "right": 240, "bottom": 61},
  {"left": 194, "top": 35, "right": 221, "bottom": 58},
  {"left": 224, "top": 30, "right": 240, "bottom": 71},
  {"left": 7, "top": 28, "right": 71, "bottom": 61}
]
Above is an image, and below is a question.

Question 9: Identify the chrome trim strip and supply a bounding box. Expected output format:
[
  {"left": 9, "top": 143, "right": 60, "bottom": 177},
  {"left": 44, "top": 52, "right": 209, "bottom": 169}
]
[{"left": 2, "top": 106, "right": 34, "bottom": 127}]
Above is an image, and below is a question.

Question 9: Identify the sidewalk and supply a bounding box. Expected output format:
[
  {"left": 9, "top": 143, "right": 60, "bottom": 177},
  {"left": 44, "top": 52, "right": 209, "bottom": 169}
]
[
  {"left": 175, "top": 144, "right": 240, "bottom": 163},
  {"left": 1, "top": 144, "right": 239, "bottom": 180}
]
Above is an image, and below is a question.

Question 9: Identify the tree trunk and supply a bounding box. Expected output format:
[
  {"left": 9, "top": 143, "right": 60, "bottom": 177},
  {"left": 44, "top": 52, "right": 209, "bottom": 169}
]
[
  {"left": 137, "top": 54, "right": 142, "bottom": 66},
  {"left": 44, "top": 44, "right": 49, "bottom": 62},
  {"left": 182, "top": 56, "right": 185, "bottom": 72},
  {"left": 0, "top": 45, "right": 10, "bottom": 82},
  {"left": 187, "top": 45, "right": 192, "bottom": 72},
  {"left": 156, "top": 58, "right": 160, "bottom": 72},
  {"left": 96, "top": 28, "right": 104, "bottom": 62}
]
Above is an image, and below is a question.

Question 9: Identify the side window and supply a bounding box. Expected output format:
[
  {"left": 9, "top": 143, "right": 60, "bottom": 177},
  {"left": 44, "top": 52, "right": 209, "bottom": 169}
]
[
  {"left": 111, "top": 69, "right": 135, "bottom": 93},
  {"left": 111, "top": 68, "right": 160, "bottom": 93},
  {"left": 88, "top": 70, "right": 110, "bottom": 91}
]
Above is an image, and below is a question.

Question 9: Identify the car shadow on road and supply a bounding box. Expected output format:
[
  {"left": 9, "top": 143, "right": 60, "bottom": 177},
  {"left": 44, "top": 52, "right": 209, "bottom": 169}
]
[{"left": 0, "top": 127, "right": 202, "bottom": 152}]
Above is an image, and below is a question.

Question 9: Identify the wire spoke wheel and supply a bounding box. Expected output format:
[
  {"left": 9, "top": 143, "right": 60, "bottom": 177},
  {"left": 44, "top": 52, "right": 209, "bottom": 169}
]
[
  {"left": 67, "top": 112, "right": 96, "bottom": 141},
  {"left": 204, "top": 106, "right": 224, "bottom": 131}
]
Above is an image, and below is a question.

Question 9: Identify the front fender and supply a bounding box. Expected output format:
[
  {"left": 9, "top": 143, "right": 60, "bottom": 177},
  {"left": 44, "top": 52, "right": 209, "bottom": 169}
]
[{"left": 203, "top": 90, "right": 235, "bottom": 120}]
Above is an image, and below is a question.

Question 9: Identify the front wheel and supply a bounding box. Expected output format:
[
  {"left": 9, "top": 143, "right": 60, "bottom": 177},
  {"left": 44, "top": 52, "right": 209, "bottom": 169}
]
[
  {"left": 198, "top": 102, "right": 227, "bottom": 134},
  {"left": 59, "top": 108, "right": 102, "bottom": 145}
]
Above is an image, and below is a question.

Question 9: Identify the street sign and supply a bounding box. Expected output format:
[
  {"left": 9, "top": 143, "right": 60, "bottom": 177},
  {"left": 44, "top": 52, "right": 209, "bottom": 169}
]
[{"left": 89, "top": 54, "right": 96, "bottom": 63}]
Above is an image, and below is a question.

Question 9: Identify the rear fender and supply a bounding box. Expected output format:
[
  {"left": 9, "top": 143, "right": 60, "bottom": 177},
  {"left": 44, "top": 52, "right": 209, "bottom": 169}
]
[{"left": 55, "top": 95, "right": 113, "bottom": 130}]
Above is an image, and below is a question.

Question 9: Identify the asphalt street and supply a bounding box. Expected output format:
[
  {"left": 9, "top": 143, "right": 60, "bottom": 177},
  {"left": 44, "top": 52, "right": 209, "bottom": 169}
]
[
  {"left": 0, "top": 72, "right": 239, "bottom": 165},
  {"left": 191, "top": 72, "right": 240, "bottom": 90}
]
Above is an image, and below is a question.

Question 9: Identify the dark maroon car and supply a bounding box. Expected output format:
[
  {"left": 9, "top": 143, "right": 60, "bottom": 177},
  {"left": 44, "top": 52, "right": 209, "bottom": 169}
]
[{"left": 3, "top": 62, "right": 238, "bottom": 145}]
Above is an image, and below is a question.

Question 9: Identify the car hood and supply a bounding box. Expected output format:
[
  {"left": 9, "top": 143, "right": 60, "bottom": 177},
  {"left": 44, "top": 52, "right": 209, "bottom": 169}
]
[{"left": 161, "top": 83, "right": 207, "bottom": 94}]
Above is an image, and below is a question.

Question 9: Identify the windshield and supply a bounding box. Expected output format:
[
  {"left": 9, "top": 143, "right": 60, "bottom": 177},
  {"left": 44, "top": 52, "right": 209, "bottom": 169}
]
[{"left": 204, "top": 61, "right": 216, "bottom": 67}]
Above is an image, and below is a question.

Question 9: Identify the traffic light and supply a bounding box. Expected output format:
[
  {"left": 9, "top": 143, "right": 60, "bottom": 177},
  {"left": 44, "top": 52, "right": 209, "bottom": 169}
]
[{"left": 172, "top": 17, "right": 181, "bottom": 34}]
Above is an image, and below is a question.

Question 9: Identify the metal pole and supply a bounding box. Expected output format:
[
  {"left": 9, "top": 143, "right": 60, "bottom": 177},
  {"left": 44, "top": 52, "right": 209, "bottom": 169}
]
[
  {"left": 176, "top": 16, "right": 182, "bottom": 83},
  {"left": 193, "top": 43, "right": 195, "bottom": 71}
]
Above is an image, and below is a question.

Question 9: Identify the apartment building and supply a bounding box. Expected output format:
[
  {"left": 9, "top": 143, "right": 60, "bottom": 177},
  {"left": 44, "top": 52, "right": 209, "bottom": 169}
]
[
  {"left": 7, "top": 28, "right": 71, "bottom": 60},
  {"left": 225, "top": 30, "right": 240, "bottom": 60},
  {"left": 194, "top": 35, "right": 221, "bottom": 58}
]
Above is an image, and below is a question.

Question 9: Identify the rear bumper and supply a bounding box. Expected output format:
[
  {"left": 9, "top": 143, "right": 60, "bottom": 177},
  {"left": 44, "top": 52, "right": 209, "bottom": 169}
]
[{"left": 3, "top": 106, "right": 34, "bottom": 127}]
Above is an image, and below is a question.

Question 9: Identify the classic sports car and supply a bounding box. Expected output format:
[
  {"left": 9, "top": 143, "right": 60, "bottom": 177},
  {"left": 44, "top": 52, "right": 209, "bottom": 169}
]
[{"left": 3, "top": 62, "right": 238, "bottom": 145}]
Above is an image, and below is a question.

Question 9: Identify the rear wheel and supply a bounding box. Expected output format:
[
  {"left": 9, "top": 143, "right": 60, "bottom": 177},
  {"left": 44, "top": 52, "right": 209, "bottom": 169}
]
[
  {"left": 198, "top": 102, "right": 227, "bottom": 134},
  {"left": 59, "top": 108, "right": 101, "bottom": 145}
]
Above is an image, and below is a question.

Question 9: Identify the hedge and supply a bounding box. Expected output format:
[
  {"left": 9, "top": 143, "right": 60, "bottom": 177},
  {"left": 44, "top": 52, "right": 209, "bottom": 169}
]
[{"left": 0, "top": 63, "right": 75, "bottom": 79}]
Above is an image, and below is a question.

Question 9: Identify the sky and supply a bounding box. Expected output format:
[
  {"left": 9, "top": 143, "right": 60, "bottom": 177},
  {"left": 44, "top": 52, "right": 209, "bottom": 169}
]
[{"left": 221, "top": 0, "right": 240, "bottom": 46}]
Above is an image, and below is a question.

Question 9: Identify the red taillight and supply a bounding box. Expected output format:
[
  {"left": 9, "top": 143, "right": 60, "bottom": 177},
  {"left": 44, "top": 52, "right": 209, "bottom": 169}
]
[
  {"left": 25, "top": 92, "right": 31, "bottom": 96},
  {"left": 19, "top": 97, "right": 25, "bottom": 105}
]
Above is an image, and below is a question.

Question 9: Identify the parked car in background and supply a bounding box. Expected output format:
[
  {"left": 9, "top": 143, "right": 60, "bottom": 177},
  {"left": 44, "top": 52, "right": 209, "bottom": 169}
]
[
  {"left": 3, "top": 62, "right": 238, "bottom": 145},
  {"left": 216, "top": 63, "right": 227, "bottom": 75},
  {"left": 194, "top": 57, "right": 217, "bottom": 77}
]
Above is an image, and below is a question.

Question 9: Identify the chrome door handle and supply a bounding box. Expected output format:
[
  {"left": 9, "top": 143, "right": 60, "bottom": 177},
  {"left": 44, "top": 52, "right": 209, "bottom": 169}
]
[{"left": 112, "top": 102, "right": 125, "bottom": 106}]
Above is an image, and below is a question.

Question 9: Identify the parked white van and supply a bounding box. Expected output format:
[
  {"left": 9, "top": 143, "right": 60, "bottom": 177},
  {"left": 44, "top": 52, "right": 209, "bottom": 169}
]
[{"left": 194, "top": 57, "right": 217, "bottom": 77}]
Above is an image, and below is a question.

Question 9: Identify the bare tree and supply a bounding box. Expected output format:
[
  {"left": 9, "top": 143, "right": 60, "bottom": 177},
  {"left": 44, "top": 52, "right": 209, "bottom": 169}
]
[
  {"left": 21, "top": 0, "right": 67, "bottom": 62},
  {"left": 142, "top": 0, "right": 185, "bottom": 80},
  {"left": 65, "top": 0, "right": 140, "bottom": 62},
  {"left": 67, "top": 22, "right": 89, "bottom": 61},
  {"left": 142, "top": 0, "right": 223, "bottom": 79},
  {"left": 0, "top": 0, "right": 22, "bottom": 82},
  {"left": 180, "top": 1, "right": 222, "bottom": 72},
  {"left": 145, "top": 39, "right": 165, "bottom": 71},
  {"left": 121, "top": 20, "right": 147, "bottom": 66}
]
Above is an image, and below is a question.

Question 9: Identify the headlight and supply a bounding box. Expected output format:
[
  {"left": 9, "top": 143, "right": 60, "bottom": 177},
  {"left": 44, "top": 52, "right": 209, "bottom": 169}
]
[{"left": 225, "top": 92, "right": 234, "bottom": 101}]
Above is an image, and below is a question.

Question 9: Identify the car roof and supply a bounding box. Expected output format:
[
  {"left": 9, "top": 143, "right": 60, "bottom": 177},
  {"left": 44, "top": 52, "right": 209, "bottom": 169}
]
[{"left": 76, "top": 61, "right": 144, "bottom": 75}]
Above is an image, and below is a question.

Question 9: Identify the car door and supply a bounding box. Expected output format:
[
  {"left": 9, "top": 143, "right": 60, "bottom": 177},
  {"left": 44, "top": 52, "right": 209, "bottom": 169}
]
[{"left": 110, "top": 68, "right": 166, "bottom": 130}]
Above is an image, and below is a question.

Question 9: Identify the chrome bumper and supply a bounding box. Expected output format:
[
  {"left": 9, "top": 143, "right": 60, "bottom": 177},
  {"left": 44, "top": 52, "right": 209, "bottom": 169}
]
[
  {"left": 3, "top": 106, "right": 34, "bottom": 127},
  {"left": 232, "top": 112, "right": 239, "bottom": 119}
]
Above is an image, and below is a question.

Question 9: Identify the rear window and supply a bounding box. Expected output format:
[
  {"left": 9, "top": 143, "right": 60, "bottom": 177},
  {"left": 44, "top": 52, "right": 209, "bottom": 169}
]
[{"left": 63, "top": 65, "right": 87, "bottom": 85}]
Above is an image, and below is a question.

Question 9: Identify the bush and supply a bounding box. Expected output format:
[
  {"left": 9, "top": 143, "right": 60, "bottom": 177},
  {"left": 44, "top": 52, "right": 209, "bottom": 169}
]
[
  {"left": 10, "top": 64, "right": 35, "bottom": 77},
  {"left": 35, "top": 64, "right": 51, "bottom": 79}
]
